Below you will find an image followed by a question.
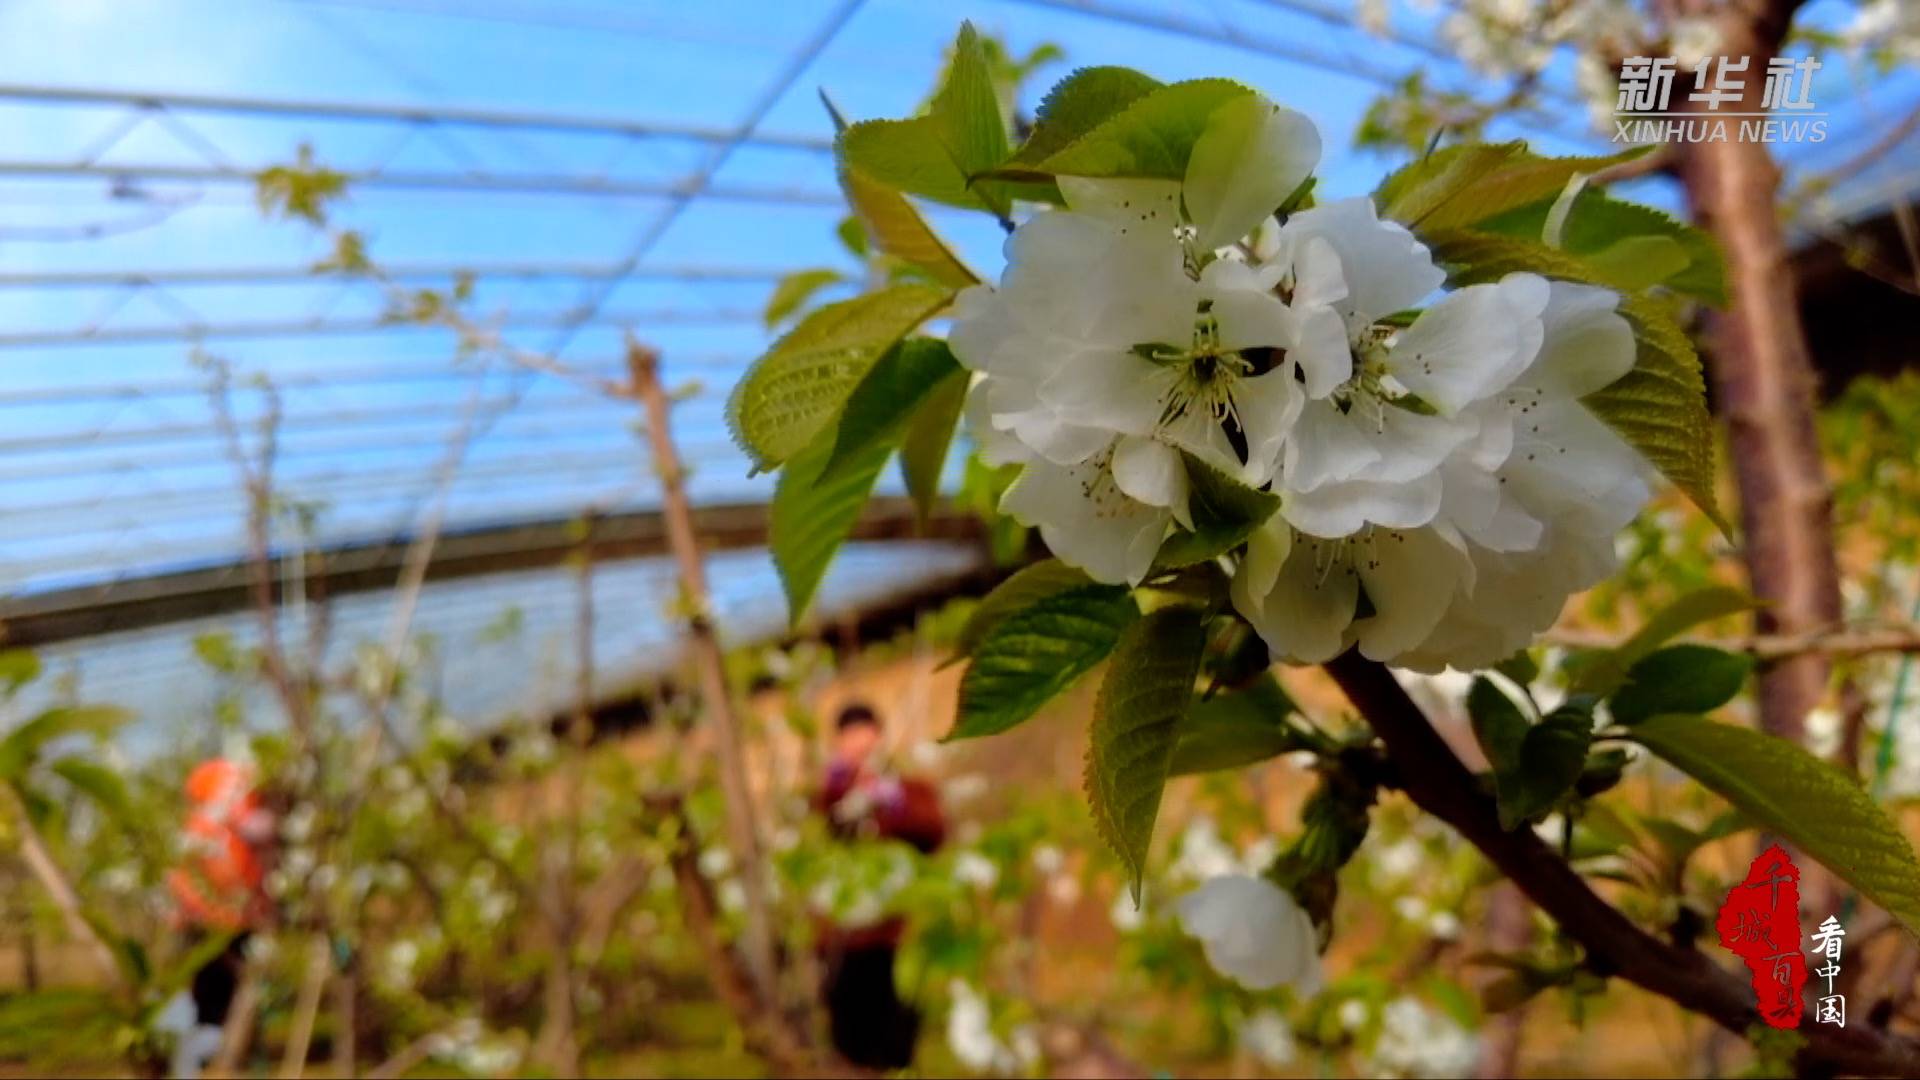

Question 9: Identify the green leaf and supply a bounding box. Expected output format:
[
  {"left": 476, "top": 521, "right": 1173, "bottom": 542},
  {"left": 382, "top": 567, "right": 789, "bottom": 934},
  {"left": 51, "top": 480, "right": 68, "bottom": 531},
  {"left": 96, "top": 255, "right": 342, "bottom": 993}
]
[
  {"left": 1087, "top": 605, "right": 1206, "bottom": 896},
  {"left": 1376, "top": 142, "right": 1648, "bottom": 232},
  {"left": 1468, "top": 676, "right": 1529, "bottom": 777},
  {"left": 837, "top": 22, "right": 1014, "bottom": 214},
  {"left": 1008, "top": 65, "right": 1163, "bottom": 168},
  {"left": 727, "top": 283, "right": 951, "bottom": 471},
  {"left": 952, "top": 560, "right": 1101, "bottom": 660},
  {"left": 1169, "top": 672, "right": 1301, "bottom": 776},
  {"left": 0, "top": 650, "right": 39, "bottom": 697},
  {"left": 898, "top": 369, "right": 969, "bottom": 524},
  {"left": 995, "top": 79, "right": 1253, "bottom": 181},
  {"left": 1571, "top": 584, "right": 1758, "bottom": 694},
  {"left": 1499, "top": 708, "right": 1596, "bottom": 830},
  {"left": 762, "top": 268, "right": 844, "bottom": 328},
  {"left": 840, "top": 164, "right": 979, "bottom": 288},
  {"left": 0, "top": 706, "right": 129, "bottom": 779},
  {"left": 951, "top": 586, "right": 1137, "bottom": 740},
  {"left": 770, "top": 426, "right": 894, "bottom": 622},
  {"left": 1154, "top": 453, "right": 1281, "bottom": 568},
  {"left": 826, "top": 338, "right": 962, "bottom": 477},
  {"left": 1422, "top": 230, "right": 1724, "bottom": 531},
  {"left": 1632, "top": 714, "right": 1920, "bottom": 937},
  {"left": 1608, "top": 644, "right": 1754, "bottom": 725},
  {"left": 49, "top": 757, "right": 134, "bottom": 824},
  {"left": 1478, "top": 188, "right": 1726, "bottom": 307}
]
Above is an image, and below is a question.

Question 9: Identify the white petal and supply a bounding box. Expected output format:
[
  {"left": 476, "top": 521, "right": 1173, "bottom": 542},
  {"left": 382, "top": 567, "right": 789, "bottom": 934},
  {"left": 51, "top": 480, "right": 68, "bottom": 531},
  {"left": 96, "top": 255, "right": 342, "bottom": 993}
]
[
  {"left": 1242, "top": 513, "right": 1292, "bottom": 598},
  {"left": 1353, "top": 528, "right": 1468, "bottom": 661},
  {"left": 1232, "top": 535, "right": 1357, "bottom": 663},
  {"left": 1289, "top": 303, "right": 1353, "bottom": 399},
  {"left": 1284, "top": 400, "right": 1379, "bottom": 492},
  {"left": 1514, "top": 281, "right": 1636, "bottom": 400},
  {"left": 1038, "top": 349, "right": 1178, "bottom": 437},
  {"left": 1059, "top": 176, "right": 1182, "bottom": 236},
  {"left": 1389, "top": 273, "right": 1548, "bottom": 415},
  {"left": 998, "top": 209, "right": 1196, "bottom": 348},
  {"left": 1362, "top": 405, "right": 1477, "bottom": 484},
  {"left": 1288, "top": 235, "right": 1348, "bottom": 312},
  {"left": 1285, "top": 475, "right": 1443, "bottom": 536},
  {"left": 1231, "top": 369, "right": 1304, "bottom": 485},
  {"left": 1277, "top": 197, "right": 1443, "bottom": 328},
  {"left": 1112, "top": 435, "right": 1192, "bottom": 528},
  {"left": 1001, "top": 457, "right": 1170, "bottom": 585},
  {"left": 1185, "top": 95, "right": 1321, "bottom": 251},
  {"left": 1205, "top": 283, "right": 1295, "bottom": 353},
  {"left": 964, "top": 379, "right": 1032, "bottom": 467}
]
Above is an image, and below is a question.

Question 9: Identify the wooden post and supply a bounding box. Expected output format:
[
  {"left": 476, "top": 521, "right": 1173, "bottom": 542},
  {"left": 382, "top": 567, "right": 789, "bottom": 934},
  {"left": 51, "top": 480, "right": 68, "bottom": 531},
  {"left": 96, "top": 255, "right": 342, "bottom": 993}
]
[{"left": 625, "top": 339, "right": 780, "bottom": 1002}]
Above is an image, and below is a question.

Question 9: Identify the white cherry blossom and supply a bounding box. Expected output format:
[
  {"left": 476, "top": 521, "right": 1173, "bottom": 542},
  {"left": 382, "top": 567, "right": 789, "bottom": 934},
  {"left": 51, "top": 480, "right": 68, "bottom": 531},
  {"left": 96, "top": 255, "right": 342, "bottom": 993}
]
[
  {"left": 951, "top": 94, "right": 1320, "bottom": 585},
  {"left": 1176, "top": 874, "right": 1322, "bottom": 993}
]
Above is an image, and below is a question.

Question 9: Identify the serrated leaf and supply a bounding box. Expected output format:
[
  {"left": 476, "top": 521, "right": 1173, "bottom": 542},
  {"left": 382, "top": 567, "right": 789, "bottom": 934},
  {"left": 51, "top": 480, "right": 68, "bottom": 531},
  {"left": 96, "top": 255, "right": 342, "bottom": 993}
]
[
  {"left": 1499, "top": 708, "right": 1595, "bottom": 830},
  {"left": 1169, "top": 672, "right": 1301, "bottom": 776},
  {"left": 49, "top": 757, "right": 134, "bottom": 824},
  {"left": 1087, "top": 605, "right": 1206, "bottom": 896},
  {"left": 827, "top": 337, "right": 963, "bottom": 476},
  {"left": 1377, "top": 142, "right": 1648, "bottom": 232},
  {"left": 1008, "top": 65, "right": 1163, "bottom": 169},
  {"left": 840, "top": 164, "right": 979, "bottom": 288},
  {"left": 727, "top": 283, "right": 951, "bottom": 471},
  {"left": 1423, "top": 230, "right": 1724, "bottom": 531},
  {"left": 952, "top": 586, "right": 1136, "bottom": 739},
  {"left": 1608, "top": 644, "right": 1754, "bottom": 725},
  {"left": 898, "top": 369, "right": 968, "bottom": 524},
  {"left": 0, "top": 706, "right": 129, "bottom": 779},
  {"left": 770, "top": 426, "right": 894, "bottom": 623},
  {"left": 837, "top": 22, "right": 1014, "bottom": 214},
  {"left": 952, "top": 560, "right": 1101, "bottom": 661},
  {"left": 1572, "top": 584, "right": 1758, "bottom": 694},
  {"left": 1154, "top": 453, "right": 1281, "bottom": 568},
  {"left": 994, "top": 79, "right": 1253, "bottom": 181},
  {"left": 762, "top": 268, "right": 845, "bottom": 328},
  {"left": 1632, "top": 714, "right": 1920, "bottom": 936},
  {"left": 0, "top": 650, "right": 39, "bottom": 697},
  {"left": 1479, "top": 188, "right": 1726, "bottom": 307}
]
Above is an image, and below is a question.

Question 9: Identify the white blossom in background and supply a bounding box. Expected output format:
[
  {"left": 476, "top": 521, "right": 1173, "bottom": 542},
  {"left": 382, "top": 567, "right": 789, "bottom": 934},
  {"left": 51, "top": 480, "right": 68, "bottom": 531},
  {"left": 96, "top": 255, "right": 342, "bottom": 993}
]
[
  {"left": 946, "top": 980, "right": 1032, "bottom": 1075},
  {"left": 1370, "top": 997, "right": 1480, "bottom": 1078},
  {"left": 1176, "top": 874, "right": 1321, "bottom": 993},
  {"left": 954, "top": 849, "right": 1001, "bottom": 890},
  {"left": 1110, "top": 889, "right": 1146, "bottom": 933},
  {"left": 1239, "top": 1008, "right": 1298, "bottom": 1068}
]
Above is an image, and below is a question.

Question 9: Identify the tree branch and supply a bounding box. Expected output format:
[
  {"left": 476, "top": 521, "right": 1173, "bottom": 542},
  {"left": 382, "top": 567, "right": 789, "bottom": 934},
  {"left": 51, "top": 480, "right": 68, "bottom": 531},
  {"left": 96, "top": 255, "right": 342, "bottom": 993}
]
[
  {"left": 1323, "top": 649, "right": 1920, "bottom": 1077},
  {"left": 1545, "top": 622, "right": 1920, "bottom": 661}
]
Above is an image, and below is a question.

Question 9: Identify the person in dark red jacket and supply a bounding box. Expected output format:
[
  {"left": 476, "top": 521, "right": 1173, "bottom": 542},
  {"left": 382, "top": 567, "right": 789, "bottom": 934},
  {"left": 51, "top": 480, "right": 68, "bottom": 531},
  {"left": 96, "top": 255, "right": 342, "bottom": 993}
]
[{"left": 815, "top": 703, "right": 945, "bottom": 1069}]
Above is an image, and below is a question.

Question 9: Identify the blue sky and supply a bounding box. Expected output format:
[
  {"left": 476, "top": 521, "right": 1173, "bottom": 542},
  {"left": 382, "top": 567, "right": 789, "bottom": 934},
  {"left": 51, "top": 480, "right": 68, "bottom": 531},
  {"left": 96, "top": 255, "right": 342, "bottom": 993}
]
[{"left": 0, "top": 0, "right": 1913, "bottom": 596}]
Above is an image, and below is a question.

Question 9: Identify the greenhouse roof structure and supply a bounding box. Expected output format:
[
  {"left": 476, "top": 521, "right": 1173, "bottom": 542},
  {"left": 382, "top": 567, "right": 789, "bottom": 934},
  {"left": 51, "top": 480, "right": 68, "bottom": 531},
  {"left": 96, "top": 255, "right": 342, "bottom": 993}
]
[{"left": 1, "top": 0, "right": 1915, "bottom": 729}]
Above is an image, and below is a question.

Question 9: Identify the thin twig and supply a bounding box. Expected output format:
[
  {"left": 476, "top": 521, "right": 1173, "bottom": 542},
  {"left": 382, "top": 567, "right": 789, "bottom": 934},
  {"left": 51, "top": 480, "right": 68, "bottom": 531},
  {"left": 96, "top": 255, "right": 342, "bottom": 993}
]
[
  {"left": 0, "top": 780, "right": 124, "bottom": 991},
  {"left": 1544, "top": 622, "right": 1920, "bottom": 661}
]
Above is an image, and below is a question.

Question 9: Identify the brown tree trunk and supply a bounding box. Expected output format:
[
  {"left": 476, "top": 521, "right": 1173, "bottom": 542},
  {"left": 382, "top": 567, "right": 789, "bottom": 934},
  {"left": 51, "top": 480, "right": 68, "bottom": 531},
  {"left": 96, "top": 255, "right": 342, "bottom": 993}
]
[{"left": 1675, "top": 6, "right": 1838, "bottom": 752}]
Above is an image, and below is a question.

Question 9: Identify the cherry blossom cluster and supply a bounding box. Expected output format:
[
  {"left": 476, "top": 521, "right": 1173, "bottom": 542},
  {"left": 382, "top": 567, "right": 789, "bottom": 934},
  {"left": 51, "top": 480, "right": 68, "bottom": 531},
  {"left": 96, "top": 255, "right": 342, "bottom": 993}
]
[{"left": 951, "top": 96, "right": 1649, "bottom": 672}]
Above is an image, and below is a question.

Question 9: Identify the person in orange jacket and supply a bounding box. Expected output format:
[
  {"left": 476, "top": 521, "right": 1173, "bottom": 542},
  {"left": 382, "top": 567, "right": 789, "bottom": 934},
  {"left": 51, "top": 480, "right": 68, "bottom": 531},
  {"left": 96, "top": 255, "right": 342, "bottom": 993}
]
[
  {"left": 160, "top": 758, "right": 279, "bottom": 1077},
  {"left": 815, "top": 703, "right": 945, "bottom": 1069}
]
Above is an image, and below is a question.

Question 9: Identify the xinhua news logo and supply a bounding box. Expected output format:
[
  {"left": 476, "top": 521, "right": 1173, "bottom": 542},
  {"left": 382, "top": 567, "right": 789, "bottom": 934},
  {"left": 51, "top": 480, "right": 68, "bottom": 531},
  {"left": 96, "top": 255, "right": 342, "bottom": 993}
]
[{"left": 1614, "top": 55, "right": 1826, "bottom": 144}]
